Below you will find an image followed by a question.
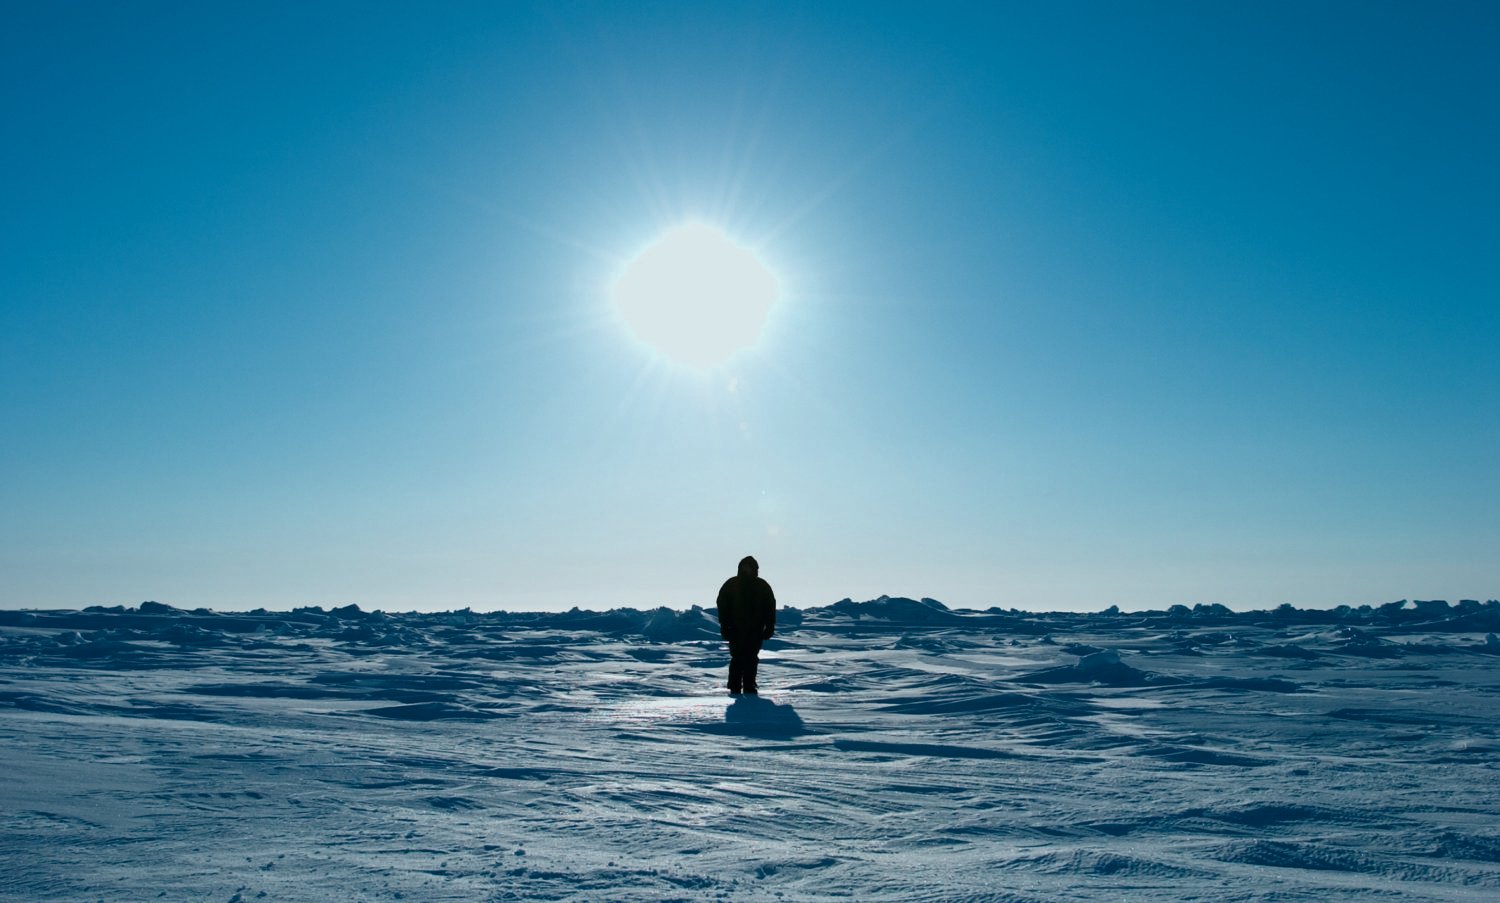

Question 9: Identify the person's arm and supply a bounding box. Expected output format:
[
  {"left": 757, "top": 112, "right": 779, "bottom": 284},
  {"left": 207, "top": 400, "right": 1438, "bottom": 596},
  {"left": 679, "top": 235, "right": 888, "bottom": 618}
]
[
  {"left": 716, "top": 579, "right": 732, "bottom": 639},
  {"left": 761, "top": 580, "right": 776, "bottom": 640}
]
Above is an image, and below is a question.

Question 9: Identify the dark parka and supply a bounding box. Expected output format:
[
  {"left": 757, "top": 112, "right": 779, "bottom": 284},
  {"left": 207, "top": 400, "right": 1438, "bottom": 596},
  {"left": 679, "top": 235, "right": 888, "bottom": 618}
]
[{"left": 716, "top": 561, "right": 776, "bottom": 641}]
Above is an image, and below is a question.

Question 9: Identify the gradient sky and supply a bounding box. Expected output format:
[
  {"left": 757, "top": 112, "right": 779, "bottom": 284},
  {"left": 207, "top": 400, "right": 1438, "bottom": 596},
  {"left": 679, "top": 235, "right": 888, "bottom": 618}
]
[{"left": 4, "top": 2, "right": 1497, "bottom": 613}]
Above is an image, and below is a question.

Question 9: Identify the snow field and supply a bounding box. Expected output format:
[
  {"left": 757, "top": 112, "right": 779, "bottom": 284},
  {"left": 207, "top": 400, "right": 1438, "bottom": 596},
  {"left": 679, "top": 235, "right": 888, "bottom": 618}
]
[{"left": 2, "top": 598, "right": 1499, "bottom": 901}]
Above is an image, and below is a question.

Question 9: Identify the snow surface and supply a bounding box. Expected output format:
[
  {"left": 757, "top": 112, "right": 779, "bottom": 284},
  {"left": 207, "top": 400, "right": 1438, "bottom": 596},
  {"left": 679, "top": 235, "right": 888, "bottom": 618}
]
[{"left": 3, "top": 597, "right": 1499, "bottom": 901}]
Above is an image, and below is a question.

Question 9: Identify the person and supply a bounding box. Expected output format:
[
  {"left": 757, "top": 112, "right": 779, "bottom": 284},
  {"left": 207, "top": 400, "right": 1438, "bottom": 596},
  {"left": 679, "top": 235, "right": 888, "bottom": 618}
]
[{"left": 716, "top": 555, "right": 776, "bottom": 695}]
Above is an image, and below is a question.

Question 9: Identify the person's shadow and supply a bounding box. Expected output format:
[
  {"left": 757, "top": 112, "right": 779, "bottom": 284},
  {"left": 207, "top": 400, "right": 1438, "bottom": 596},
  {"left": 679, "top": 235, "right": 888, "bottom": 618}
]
[{"left": 716, "top": 695, "right": 808, "bottom": 739}]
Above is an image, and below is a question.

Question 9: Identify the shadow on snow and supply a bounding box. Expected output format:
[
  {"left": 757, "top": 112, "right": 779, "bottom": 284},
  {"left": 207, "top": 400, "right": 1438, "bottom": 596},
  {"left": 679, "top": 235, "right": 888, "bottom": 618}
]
[{"left": 696, "top": 696, "right": 808, "bottom": 740}]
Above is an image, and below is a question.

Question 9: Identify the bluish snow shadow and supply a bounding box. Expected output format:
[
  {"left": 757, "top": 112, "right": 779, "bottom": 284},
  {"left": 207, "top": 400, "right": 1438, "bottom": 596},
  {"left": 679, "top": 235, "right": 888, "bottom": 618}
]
[{"left": 706, "top": 696, "right": 809, "bottom": 739}]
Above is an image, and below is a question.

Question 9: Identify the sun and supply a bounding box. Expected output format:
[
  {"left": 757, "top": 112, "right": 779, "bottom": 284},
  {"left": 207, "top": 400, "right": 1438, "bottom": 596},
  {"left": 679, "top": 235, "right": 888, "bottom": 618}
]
[{"left": 612, "top": 223, "right": 780, "bottom": 370}]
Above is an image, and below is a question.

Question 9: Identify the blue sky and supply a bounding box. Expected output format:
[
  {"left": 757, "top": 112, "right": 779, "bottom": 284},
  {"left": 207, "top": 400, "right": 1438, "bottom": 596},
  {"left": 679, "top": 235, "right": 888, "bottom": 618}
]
[{"left": 4, "top": 2, "right": 1496, "bottom": 612}]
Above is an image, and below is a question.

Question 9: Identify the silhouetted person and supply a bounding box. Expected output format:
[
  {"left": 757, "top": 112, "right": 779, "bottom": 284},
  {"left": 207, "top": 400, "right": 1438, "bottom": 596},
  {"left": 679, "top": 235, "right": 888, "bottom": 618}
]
[{"left": 716, "top": 555, "right": 776, "bottom": 695}]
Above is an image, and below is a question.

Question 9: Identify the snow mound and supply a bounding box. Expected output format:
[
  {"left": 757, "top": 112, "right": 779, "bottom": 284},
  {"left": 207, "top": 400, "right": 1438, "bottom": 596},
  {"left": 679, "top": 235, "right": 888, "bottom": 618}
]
[
  {"left": 1196, "top": 676, "right": 1302, "bottom": 693},
  {"left": 1258, "top": 643, "right": 1321, "bottom": 659},
  {"left": 1007, "top": 848, "right": 1215, "bottom": 879},
  {"left": 639, "top": 606, "right": 718, "bottom": 643},
  {"left": 1022, "top": 649, "right": 1174, "bottom": 687},
  {"left": 823, "top": 595, "right": 963, "bottom": 624},
  {"left": 362, "top": 701, "right": 513, "bottom": 721}
]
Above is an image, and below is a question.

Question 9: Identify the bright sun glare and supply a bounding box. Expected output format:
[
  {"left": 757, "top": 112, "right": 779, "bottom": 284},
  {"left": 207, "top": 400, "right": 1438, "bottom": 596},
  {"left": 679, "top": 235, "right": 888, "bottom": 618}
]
[{"left": 613, "top": 223, "right": 780, "bottom": 370}]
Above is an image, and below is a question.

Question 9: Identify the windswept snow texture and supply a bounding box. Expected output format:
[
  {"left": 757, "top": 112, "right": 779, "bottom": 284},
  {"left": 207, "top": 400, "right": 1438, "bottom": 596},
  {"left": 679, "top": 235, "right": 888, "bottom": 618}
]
[{"left": 3, "top": 598, "right": 1500, "bottom": 901}]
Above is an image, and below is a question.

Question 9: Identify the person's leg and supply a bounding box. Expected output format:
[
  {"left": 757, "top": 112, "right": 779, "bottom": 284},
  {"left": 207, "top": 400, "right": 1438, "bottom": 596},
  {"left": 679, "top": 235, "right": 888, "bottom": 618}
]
[
  {"left": 726, "top": 640, "right": 744, "bottom": 693},
  {"left": 743, "top": 637, "right": 763, "bottom": 694}
]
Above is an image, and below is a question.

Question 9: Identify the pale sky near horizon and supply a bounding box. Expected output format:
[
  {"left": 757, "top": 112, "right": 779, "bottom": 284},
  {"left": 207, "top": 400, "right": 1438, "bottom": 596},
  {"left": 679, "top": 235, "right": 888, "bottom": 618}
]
[{"left": 4, "top": 2, "right": 1497, "bottom": 613}]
